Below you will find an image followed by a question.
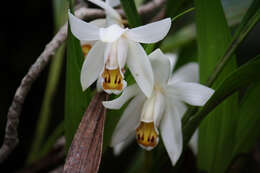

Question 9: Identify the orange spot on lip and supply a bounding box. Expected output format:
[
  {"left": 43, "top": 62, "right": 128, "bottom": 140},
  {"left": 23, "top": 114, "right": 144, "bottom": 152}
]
[
  {"left": 136, "top": 122, "right": 158, "bottom": 148},
  {"left": 81, "top": 44, "right": 92, "bottom": 57},
  {"left": 101, "top": 68, "right": 124, "bottom": 91}
]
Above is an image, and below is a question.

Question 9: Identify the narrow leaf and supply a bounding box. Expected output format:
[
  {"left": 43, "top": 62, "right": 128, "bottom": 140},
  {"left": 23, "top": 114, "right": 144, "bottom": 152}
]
[
  {"left": 65, "top": 21, "right": 92, "bottom": 150},
  {"left": 195, "top": 0, "right": 238, "bottom": 172},
  {"left": 120, "top": 0, "right": 141, "bottom": 28}
]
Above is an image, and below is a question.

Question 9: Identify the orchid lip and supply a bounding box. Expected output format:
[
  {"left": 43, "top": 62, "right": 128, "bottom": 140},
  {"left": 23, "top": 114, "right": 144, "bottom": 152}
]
[
  {"left": 101, "top": 67, "right": 126, "bottom": 94},
  {"left": 136, "top": 122, "right": 159, "bottom": 150}
]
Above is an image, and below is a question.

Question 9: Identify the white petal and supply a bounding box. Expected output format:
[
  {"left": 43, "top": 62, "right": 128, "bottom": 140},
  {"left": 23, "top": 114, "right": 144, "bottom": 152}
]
[
  {"left": 125, "top": 18, "right": 171, "bottom": 43},
  {"left": 117, "top": 38, "right": 128, "bottom": 70},
  {"left": 104, "top": 42, "right": 118, "bottom": 69},
  {"left": 165, "top": 53, "right": 177, "bottom": 73},
  {"left": 149, "top": 49, "right": 171, "bottom": 84},
  {"left": 160, "top": 103, "right": 183, "bottom": 166},
  {"left": 80, "top": 41, "right": 106, "bottom": 91},
  {"left": 106, "top": 0, "right": 120, "bottom": 7},
  {"left": 113, "top": 132, "right": 135, "bottom": 156},
  {"left": 166, "top": 82, "right": 214, "bottom": 106},
  {"left": 88, "top": 0, "right": 121, "bottom": 21},
  {"left": 103, "top": 84, "right": 140, "bottom": 109},
  {"left": 153, "top": 92, "right": 166, "bottom": 128},
  {"left": 111, "top": 94, "right": 146, "bottom": 146},
  {"left": 169, "top": 63, "right": 199, "bottom": 84},
  {"left": 189, "top": 130, "right": 198, "bottom": 155},
  {"left": 68, "top": 11, "right": 100, "bottom": 41},
  {"left": 99, "top": 24, "right": 125, "bottom": 42},
  {"left": 127, "top": 40, "right": 154, "bottom": 97}
]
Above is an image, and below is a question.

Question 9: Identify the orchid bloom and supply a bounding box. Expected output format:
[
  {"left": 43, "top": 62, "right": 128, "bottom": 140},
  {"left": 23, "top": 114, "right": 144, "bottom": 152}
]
[
  {"left": 68, "top": 0, "right": 171, "bottom": 96},
  {"left": 103, "top": 49, "right": 214, "bottom": 165}
]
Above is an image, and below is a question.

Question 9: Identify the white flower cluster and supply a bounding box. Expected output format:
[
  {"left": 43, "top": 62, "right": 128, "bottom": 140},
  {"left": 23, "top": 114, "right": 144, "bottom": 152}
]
[{"left": 69, "top": 0, "right": 214, "bottom": 165}]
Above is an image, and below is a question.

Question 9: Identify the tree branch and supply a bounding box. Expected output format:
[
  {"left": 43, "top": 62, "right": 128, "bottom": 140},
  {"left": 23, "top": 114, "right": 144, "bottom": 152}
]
[{"left": 0, "top": 0, "right": 165, "bottom": 163}]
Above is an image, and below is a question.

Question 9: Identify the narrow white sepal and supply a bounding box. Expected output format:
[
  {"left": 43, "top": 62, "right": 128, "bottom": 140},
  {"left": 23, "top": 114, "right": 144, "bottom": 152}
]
[
  {"left": 160, "top": 103, "right": 183, "bottom": 166},
  {"left": 80, "top": 41, "right": 106, "bottom": 91},
  {"left": 125, "top": 18, "right": 171, "bottom": 43},
  {"left": 169, "top": 63, "right": 199, "bottom": 84},
  {"left": 149, "top": 49, "right": 171, "bottom": 84},
  {"left": 127, "top": 40, "right": 154, "bottom": 97},
  {"left": 166, "top": 82, "right": 214, "bottom": 106},
  {"left": 111, "top": 94, "right": 146, "bottom": 146},
  {"left": 102, "top": 84, "right": 139, "bottom": 109},
  {"left": 165, "top": 53, "right": 177, "bottom": 73},
  {"left": 68, "top": 11, "right": 100, "bottom": 41},
  {"left": 113, "top": 132, "right": 135, "bottom": 156}
]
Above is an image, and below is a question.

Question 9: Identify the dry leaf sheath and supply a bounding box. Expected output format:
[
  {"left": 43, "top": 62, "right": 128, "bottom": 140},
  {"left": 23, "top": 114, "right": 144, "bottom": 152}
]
[{"left": 63, "top": 92, "right": 108, "bottom": 173}]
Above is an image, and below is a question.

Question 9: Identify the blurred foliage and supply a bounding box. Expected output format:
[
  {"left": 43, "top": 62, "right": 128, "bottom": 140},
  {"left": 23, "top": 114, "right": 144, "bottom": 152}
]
[{"left": 26, "top": 0, "right": 68, "bottom": 164}]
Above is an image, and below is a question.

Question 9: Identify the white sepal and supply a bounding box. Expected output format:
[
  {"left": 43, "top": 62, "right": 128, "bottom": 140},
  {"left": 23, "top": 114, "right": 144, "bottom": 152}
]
[
  {"left": 68, "top": 11, "right": 100, "bottom": 41},
  {"left": 127, "top": 40, "right": 154, "bottom": 97},
  {"left": 125, "top": 18, "right": 171, "bottom": 43},
  {"left": 103, "top": 84, "right": 139, "bottom": 109},
  {"left": 80, "top": 41, "right": 106, "bottom": 91},
  {"left": 113, "top": 132, "right": 135, "bottom": 156},
  {"left": 160, "top": 103, "right": 183, "bottom": 166},
  {"left": 149, "top": 49, "right": 171, "bottom": 84},
  {"left": 165, "top": 53, "right": 177, "bottom": 73},
  {"left": 169, "top": 63, "right": 199, "bottom": 84},
  {"left": 166, "top": 82, "right": 214, "bottom": 106},
  {"left": 111, "top": 94, "right": 146, "bottom": 146}
]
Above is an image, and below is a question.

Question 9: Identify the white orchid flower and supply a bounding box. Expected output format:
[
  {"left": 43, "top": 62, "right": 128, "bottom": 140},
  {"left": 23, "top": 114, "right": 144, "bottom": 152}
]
[
  {"left": 68, "top": 0, "right": 171, "bottom": 96},
  {"left": 103, "top": 49, "right": 214, "bottom": 165}
]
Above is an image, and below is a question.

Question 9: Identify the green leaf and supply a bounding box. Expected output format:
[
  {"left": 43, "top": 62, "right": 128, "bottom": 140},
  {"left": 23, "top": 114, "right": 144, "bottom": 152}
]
[
  {"left": 38, "top": 121, "right": 64, "bottom": 158},
  {"left": 194, "top": 0, "right": 238, "bottom": 172},
  {"left": 183, "top": 54, "right": 260, "bottom": 148},
  {"left": 120, "top": 0, "right": 141, "bottom": 28},
  {"left": 232, "top": 81, "right": 260, "bottom": 155},
  {"left": 65, "top": 19, "right": 92, "bottom": 151}
]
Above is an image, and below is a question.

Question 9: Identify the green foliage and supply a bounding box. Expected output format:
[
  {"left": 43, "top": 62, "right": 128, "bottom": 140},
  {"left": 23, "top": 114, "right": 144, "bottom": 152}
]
[
  {"left": 184, "top": 55, "right": 260, "bottom": 147},
  {"left": 233, "top": 81, "right": 260, "bottom": 155},
  {"left": 27, "top": 0, "right": 68, "bottom": 164},
  {"left": 194, "top": 0, "right": 238, "bottom": 172},
  {"left": 65, "top": 22, "right": 92, "bottom": 151},
  {"left": 120, "top": 0, "right": 142, "bottom": 27}
]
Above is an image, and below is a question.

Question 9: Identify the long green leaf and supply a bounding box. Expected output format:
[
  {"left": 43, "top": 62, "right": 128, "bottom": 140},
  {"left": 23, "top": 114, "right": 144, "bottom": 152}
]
[
  {"left": 65, "top": 18, "right": 92, "bottom": 151},
  {"left": 183, "top": 55, "right": 260, "bottom": 147},
  {"left": 120, "top": 0, "right": 141, "bottom": 28},
  {"left": 232, "top": 81, "right": 260, "bottom": 155},
  {"left": 195, "top": 0, "right": 238, "bottom": 172}
]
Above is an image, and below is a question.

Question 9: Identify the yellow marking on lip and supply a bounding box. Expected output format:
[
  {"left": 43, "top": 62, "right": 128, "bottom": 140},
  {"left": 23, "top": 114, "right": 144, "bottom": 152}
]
[
  {"left": 136, "top": 122, "right": 158, "bottom": 148},
  {"left": 102, "top": 68, "right": 123, "bottom": 91}
]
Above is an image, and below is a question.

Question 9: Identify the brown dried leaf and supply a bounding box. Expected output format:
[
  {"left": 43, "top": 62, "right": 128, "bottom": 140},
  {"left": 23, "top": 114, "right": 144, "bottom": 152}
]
[{"left": 63, "top": 92, "right": 108, "bottom": 173}]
